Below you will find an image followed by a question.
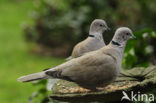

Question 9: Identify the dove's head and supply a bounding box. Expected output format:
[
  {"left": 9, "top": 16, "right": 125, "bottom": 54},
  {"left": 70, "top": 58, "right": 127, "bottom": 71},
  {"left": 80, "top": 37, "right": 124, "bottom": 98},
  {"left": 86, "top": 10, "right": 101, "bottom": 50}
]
[
  {"left": 113, "top": 27, "right": 136, "bottom": 44},
  {"left": 89, "top": 19, "right": 110, "bottom": 34}
]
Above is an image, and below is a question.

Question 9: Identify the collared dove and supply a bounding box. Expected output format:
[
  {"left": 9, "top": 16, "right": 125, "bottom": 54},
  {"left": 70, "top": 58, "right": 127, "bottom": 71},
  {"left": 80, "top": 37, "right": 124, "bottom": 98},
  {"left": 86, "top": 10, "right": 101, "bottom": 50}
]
[
  {"left": 48, "top": 19, "right": 109, "bottom": 90},
  {"left": 66, "top": 19, "right": 109, "bottom": 60},
  {"left": 18, "top": 27, "right": 136, "bottom": 90}
]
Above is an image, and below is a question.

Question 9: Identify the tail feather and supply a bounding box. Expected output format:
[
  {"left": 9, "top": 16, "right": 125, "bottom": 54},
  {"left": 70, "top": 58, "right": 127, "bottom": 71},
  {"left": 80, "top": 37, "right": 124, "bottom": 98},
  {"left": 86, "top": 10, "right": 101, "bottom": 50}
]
[{"left": 18, "top": 72, "right": 48, "bottom": 82}]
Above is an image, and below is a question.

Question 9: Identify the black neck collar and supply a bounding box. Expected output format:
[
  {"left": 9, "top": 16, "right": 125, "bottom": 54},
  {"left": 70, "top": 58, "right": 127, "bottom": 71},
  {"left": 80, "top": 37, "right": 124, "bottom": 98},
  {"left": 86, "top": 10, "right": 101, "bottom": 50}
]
[
  {"left": 88, "top": 35, "right": 95, "bottom": 37},
  {"left": 111, "top": 40, "right": 121, "bottom": 46}
]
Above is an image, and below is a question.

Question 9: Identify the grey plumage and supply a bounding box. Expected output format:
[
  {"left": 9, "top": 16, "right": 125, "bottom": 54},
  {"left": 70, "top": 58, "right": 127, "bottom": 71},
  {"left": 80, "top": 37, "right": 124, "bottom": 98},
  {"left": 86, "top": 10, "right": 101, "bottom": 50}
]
[
  {"left": 18, "top": 27, "right": 136, "bottom": 90},
  {"left": 67, "top": 19, "right": 109, "bottom": 60},
  {"left": 49, "top": 19, "right": 109, "bottom": 90}
]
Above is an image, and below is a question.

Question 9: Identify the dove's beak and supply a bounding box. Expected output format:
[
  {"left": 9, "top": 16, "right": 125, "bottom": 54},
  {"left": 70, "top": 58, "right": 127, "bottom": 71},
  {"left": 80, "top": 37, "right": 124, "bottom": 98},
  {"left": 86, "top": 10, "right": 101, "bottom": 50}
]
[{"left": 130, "top": 34, "right": 137, "bottom": 39}]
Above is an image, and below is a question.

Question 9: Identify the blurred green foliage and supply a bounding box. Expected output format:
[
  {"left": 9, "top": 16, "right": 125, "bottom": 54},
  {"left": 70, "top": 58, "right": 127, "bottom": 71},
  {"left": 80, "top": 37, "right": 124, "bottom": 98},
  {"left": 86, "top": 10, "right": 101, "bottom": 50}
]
[
  {"left": 24, "top": 0, "right": 156, "bottom": 68},
  {"left": 123, "top": 29, "right": 156, "bottom": 69},
  {"left": 25, "top": 0, "right": 156, "bottom": 45},
  {"left": 0, "top": 1, "right": 64, "bottom": 103},
  {"left": 27, "top": 80, "right": 50, "bottom": 103}
]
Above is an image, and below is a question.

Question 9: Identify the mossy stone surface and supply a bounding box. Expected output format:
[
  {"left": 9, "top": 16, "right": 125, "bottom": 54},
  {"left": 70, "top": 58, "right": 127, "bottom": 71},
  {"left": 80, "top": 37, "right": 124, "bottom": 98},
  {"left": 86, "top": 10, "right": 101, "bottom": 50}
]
[{"left": 50, "top": 66, "right": 156, "bottom": 102}]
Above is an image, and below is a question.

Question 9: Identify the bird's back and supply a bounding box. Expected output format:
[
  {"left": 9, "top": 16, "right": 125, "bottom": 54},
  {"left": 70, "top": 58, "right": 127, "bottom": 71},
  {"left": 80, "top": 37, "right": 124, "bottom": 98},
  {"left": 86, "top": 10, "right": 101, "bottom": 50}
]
[
  {"left": 62, "top": 46, "right": 119, "bottom": 87},
  {"left": 71, "top": 37, "right": 105, "bottom": 58}
]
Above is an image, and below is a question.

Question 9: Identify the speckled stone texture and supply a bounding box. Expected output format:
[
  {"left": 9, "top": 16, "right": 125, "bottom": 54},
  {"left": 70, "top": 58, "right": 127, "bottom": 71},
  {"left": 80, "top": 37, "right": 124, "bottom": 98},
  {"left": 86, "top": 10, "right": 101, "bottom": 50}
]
[{"left": 50, "top": 66, "right": 156, "bottom": 102}]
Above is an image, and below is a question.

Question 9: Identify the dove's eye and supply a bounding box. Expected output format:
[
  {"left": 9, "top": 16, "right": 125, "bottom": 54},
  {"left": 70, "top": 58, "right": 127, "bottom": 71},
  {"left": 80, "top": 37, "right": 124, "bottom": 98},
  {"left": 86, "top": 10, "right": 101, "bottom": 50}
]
[
  {"left": 99, "top": 24, "right": 103, "bottom": 27},
  {"left": 126, "top": 33, "right": 130, "bottom": 35}
]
